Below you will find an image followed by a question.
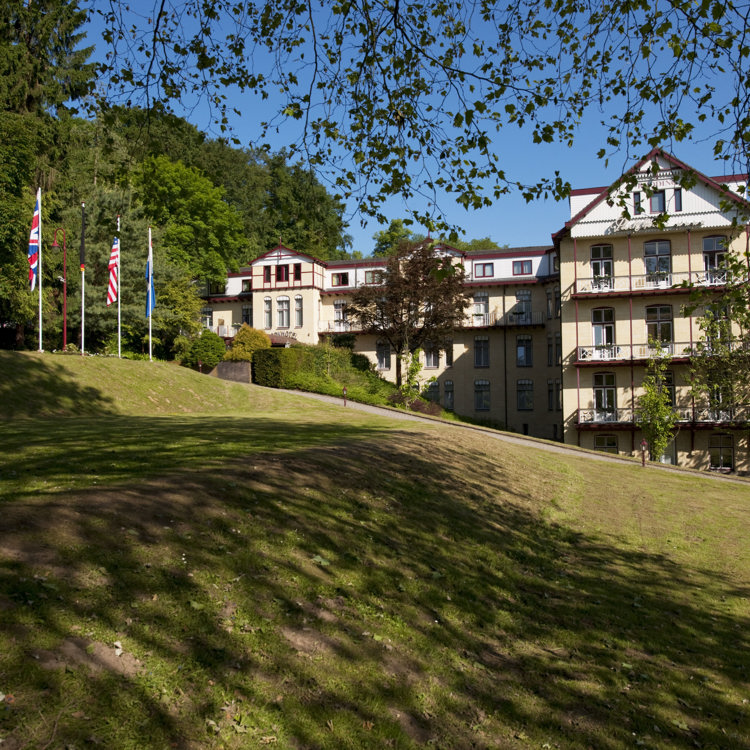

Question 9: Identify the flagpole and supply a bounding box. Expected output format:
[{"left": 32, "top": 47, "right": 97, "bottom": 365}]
[
  {"left": 117, "top": 215, "right": 121, "bottom": 358},
  {"left": 37, "top": 188, "right": 43, "bottom": 352},
  {"left": 80, "top": 202, "right": 85, "bottom": 355}
]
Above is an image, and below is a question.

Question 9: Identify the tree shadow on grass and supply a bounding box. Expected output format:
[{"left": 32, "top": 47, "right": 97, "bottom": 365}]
[
  {"left": 0, "top": 422, "right": 748, "bottom": 749},
  {"left": 0, "top": 351, "right": 116, "bottom": 419}
]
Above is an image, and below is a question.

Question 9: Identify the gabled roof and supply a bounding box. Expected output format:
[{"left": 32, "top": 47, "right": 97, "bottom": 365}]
[
  {"left": 552, "top": 147, "right": 750, "bottom": 243},
  {"left": 251, "top": 243, "right": 326, "bottom": 266}
]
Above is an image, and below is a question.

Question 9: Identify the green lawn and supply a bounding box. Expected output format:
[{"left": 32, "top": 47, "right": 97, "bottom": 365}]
[{"left": 0, "top": 352, "right": 748, "bottom": 749}]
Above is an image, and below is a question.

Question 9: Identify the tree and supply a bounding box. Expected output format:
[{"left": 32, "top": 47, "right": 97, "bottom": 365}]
[
  {"left": 686, "top": 235, "right": 750, "bottom": 422},
  {"left": 372, "top": 219, "right": 422, "bottom": 257},
  {"left": 134, "top": 155, "right": 249, "bottom": 282},
  {"left": 346, "top": 241, "right": 469, "bottom": 387},
  {"left": 0, "top": 0, "right": 94, "bottom": 115},
  {"left": 223, "top": 324, "right": 271, "bottom": 362},
  {"left": 95, "top": 2, "right": 750, "bottom": 231},
  {"left": 636, "top": 346, "right": 679, "bottom": 462},
  {"left": 183, "top": 330, "right": 226, "bottom": 371}
]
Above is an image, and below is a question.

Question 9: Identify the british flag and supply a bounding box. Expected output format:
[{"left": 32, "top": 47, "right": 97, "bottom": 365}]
[
  {"left": 28, "top": 189, "right": 40, "bottom": 291},
  {"left": 107, "top": 237, "right": 120, "bottom": 307}
]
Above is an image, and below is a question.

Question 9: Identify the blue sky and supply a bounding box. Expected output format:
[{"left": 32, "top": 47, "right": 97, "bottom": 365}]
[{"left": 83, "top": 4, "right": 743, "bottom": 256}]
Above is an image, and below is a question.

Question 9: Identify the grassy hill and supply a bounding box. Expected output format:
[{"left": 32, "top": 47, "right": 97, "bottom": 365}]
[{"left": 0, "top": 351, "right": 748, "bottom": 749}]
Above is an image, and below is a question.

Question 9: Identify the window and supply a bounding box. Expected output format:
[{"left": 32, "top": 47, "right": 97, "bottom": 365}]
[
  {"left": 674, "top": 188, "right": 682, "bottom": 212},
  {"left": 709, "top": 434, "right": 734, "bottom": 471},
  {"left": 591, "top": 244, "right": 613, "bottom": 288},
  {"left": 474, "top": 379, "right": 490, "bottom": 411},
  {"left": 592, "top": 308, "right": 615, "bottom": 356},
  {"left": 263, "top": 297, "right": 272, "bottom": 329},
  {"left": 594, "top": 372, "right": 616, "bottom": 419},
  {"left": 515, "top": 289, "right": 532, "bottom": 324},
  {"left": 513, "top": 259, "right": 532, "bottom": 275},
  {"left": 425, "top": 344, "right": 440, "bottom": 369},
  {"left": 646, "top": 305, "right": 673, "bottom": 346},
  {"left": 546, "top": 290, "right": 553, "bottom": 319},
  {"left": 426, "top": 381, "right": 439, "bottom": 402},
  {"left": 444, "top": 380, "right": 454, "bottom": 411},
  {"left": 516, "top": 335, "right": 532, "bottom": 367},
  {"left": 555, "top": 379, "right": 562, "bottom": 411},
  {"left": 663, "top": 370, "right": 675, "bottom": 406},
  {"left": 241, "top": 304, "right": 252, "bottom": 325},
  {"left": 444, "top": 340, "right": 453, "bottom": 367},
  {"left": 474, "top": 335, "right": 489, "bottom": 368},
  {"left": 594, "top": 435, "right": 619, "bottom": 454},
  {"left": 633, "top": 191, "right": 643, "bottom": 214},
  {"left": 547, "top": 379, "right": 555, "bottom": 411},
  {"left": 376, "top": 340, "right": 391, "bottom": 370},
  {"left": 554, "top": 286, "right": 561, "bottom": 318},
  {"left": 200, "top": 307, "right": 213, "bottom": 329},
  {"left": 703, "top": 236, "right": 727, "bottom": 284},
  {"left": 263, "top": 266, "right": 271, "bottom": 283},
  {"left": 294, "top": 295, "right": 303, "bottom": 327},
  {"left": 555, "top": 332, "right": 562, "bottom": 365},
  {"left": 547, "top": 335, "right": 553, "bottom": 366},
  {"left": 332, "top": 272, "right": 349, "bottom": 287},
  {"left": 334, "top": 300, "right": 348, "bottom": 330},
  {"left": 364, "top": 270, "right": 383, "bottom": 284},
  {"left": 294, "top": 263, "right": 302, "bottom": 281},
  {"left": 276, "top": 264, "right": 289, "bottom": 282},
  {"left": 650, "top": 189, "right": 666, "bottom": 213},
  {"left": 207, "top": 281, "right": 225, "bottom": 295},
  {"left": 473, "top": 292, "right": 489, "bottom": 325},
  {"left": 475, "top": 262, "right": 494, "bottom": 278},
  {"left": 277, "top": 296, "right": 290, "bottom": 328},
  {"left": 241, "top": 279, "right": 252, "bottom": 293},
  {"left": 644, "top": 240, "right": 671, "bottom": 282},
  {"left": 517, "top": 379, "right": 533, "bottom": 411}
]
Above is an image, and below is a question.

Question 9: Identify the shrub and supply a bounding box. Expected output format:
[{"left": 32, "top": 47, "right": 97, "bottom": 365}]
[
  {"left": 224, "top": 325, "right": 271, "bottom": 362},
  {"left": 183, "top": 330, "right": 226, "bottom": 371}
]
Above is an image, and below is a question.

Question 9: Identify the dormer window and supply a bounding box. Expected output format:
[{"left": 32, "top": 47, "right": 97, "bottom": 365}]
[
  {"left": 512, "top": 260, "right": 532, "bottom": 275},
  {"left": 263, "top": 266, "right": 271, "bottom": 283},
  {"left": 674, "top": 188, "right": 683, "bottom": 212},
  {"left": 475, "top": 262, "right": 494, "bottom": 278},
  {"left": 633, "top": 192, "right": 643, "bottom": 215},
  {"left": 241, "top": 279, "right": 252, "bottom": 293},
  {"left": 332, "top": 272, "right": 349, "bottom": 287},
  {"left": 294, "top": 263, "right": 302, "bottom": 281}
]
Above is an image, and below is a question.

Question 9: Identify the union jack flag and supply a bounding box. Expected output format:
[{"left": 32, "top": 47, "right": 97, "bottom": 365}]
[
  {"left": 107, "top": 237, "right": 120, "bottom": 307},
  {"left": 28, "top": 189, "right": 40, "bottom": 291}
]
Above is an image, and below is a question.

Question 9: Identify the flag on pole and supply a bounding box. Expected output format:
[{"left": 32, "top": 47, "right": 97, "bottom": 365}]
[
  {"left": 106, "top": 237, "right": 120, "bottom": 307},
  {"left": 145, "top": 231, "right": 155, "bottom": 316},
  {"left": 28, "top": 189, "right": 41, "bottom": 291}
]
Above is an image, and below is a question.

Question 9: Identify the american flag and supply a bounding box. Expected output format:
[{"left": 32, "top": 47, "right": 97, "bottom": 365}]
[
  {"left": 28, "top": 189, "right": 40, "bottom": 291},
  {"left": 106, "top": 237, "right": 120, "bottom": 307}
]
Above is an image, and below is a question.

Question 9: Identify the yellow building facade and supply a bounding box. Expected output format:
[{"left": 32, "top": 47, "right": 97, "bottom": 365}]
[{"left": 554, "top": 148, "right": 749, "bottom": 471}]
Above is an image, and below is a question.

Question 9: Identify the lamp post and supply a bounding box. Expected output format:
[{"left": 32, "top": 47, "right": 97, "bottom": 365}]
[{"left": 51, "top": 228, "right": 67, "bottom": 350}]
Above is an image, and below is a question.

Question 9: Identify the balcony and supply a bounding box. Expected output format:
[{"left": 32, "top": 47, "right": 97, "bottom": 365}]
[
  {"left": 574, "top": 269, "right": 730, "bottom": 296},
  {"left": 468, "top": 310, "right": 546, "bottom": 328},
  {"left": 577, "top": 405, "right": 749, "bottom": 426},
  {"left": 319, "top": 321, "right": 353, "bottom": 332},
  {"left": 576, "top": 342, "right": 693, "bottom": 363}
]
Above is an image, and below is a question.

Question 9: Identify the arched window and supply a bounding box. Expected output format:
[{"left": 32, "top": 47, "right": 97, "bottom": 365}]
[{"left": 277, "top": 296, "right": 290, "bottom": 328}]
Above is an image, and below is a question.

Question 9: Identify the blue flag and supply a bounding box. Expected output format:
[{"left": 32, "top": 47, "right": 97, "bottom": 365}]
[{"left": 146, "top": 231, "right": 155, "bottom": 317}]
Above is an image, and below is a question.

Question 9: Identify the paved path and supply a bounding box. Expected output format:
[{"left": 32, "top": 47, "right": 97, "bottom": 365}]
[{"left": 280, "top": 389, "right": 750, "bottom": 486}]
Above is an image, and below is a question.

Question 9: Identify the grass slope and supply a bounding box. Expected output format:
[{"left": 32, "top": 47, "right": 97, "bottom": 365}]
[{"left": 0, "top": 352, "right": 748, "bottom": 749}]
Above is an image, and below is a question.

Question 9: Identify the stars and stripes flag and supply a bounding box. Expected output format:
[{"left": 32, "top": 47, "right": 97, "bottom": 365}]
[
  {"left": 28, "top": 189, "right": 41, "bottom": 291},
  {"left": 106, "top": 237, "right": 120, "bottom": 307}
]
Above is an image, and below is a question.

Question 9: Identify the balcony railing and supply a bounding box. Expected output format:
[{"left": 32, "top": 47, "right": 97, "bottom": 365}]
[
  {"left": 204, "top": 324, "right": 231, "bottom": 337},
  {"left": 319, "top": 321, "right": 353, "bottom": 332},
  {"left": 577, "top": 405, "right": 750, "bottom": 425},
  {"left": 576, "top": 342, "right": 694, "bottom": 362},
  {"left": 468, "top": 310, "right": 545, "bottom": 327},
  {"left": 574, "top": 269, "right": 731, "bottom": 295}
]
